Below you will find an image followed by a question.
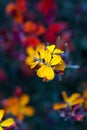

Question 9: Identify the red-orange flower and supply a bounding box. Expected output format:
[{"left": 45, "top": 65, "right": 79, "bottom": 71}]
[
  {"left": 22, "top": 36, "right": 41, "bottom": 47},
  {"left": 6, "top": 3, "right": 16, "bottom": 15},
  {"left": 16, "top": 0, "right": 27, "bottom": 12},
  {"left": 23, "top": 21, "right": 37, "bottom": 33},
  {"left": 37, "top": 0, "right": 57, "bottom": 16},
  {"left": 45, "top": 22, "right": 68, "bottom": 43}
]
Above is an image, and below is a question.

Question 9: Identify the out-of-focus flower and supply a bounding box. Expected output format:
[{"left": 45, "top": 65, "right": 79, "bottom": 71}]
[
  {"left": 45, "top": 22, "right": 68, "bottom": 43},
  {"left": 37, "top": 0, "right": 57, "bottom": 17},
  {"left": 23, "top": 21, "right": 37, "bottom": 33},
  {"left": 6, "top": 0, "right": 27, "bottom": 24},
  {"left": 16, "top": 0, "right": 27, "bottom": 13},
  {"left": 14, "top": 12, "right": 23, "bottom": 24},
  {"left": 36, "top": 24, "right": 46, "bottom": 36},
  {"left": 23, "top": 21, "right": 46, "bottom": 36},
  {"left": 6, "top": 0, "right": 27, "bottom": 15},
  {"left": 53, "top": 91, "right": 84, "bottom": 110},
  {"left": 6, "top": 2, "right": 16, "bottom": 15},
  {"left": 22, "top": 36, "right": 41, "bottom": 47},
  {"left": 3, "top": 94, "right": 35, "bottom": 121},
  {"left": 0, "top": 109, "right": 15, "bottom": 130}
]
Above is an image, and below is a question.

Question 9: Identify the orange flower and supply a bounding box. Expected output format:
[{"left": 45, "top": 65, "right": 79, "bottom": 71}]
[
  {"left": 6, "top": 3, "right": 16, "bottom": 15},
  {"left": 23, "top": 21, "right": 37, "bottom": 33},
  {"left": 53, "top": 91, "right": 84, "bottom": 110},
  {"left": 4, "top": 94, "right": 35, "bottom": 121},
  {"left": 36, "top": 24, "right": 46, "bottom": 36},
  {"left": 14, "top": 12, "right": 23, "bottom": 23}
]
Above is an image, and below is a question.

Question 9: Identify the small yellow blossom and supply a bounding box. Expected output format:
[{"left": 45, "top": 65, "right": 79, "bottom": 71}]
[
  {"left": 4, "top": 94, "right": 35, "bottom": 121},
  {"left": 0, "top": 109, "right": 15, "bottom": 130},
  {"left": 53, "top": 91, "right": 84, "bottom": 110},
  {"left": 25, "top": 44, "right": 66, "bottom": 80}
]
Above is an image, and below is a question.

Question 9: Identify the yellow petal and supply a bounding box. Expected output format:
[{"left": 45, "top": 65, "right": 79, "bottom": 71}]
[
  {"left": 67, "top": 93, "right": 81, "bottom": 103},
  {"left": 37, "top": 65, "right": 54, "bottom": 80},
  {"left": 47, "top": 45, "right": 55, "bottom": 53},
  {"left": 50, "top": 55, "right": 62, "bottom": 66},
  {"left": 44, "top": 50, "right": 51, "bottom": 64},
  {"left": 19, "top": 94, "right": 30, "bottom": 106},
  {"left": 38, "top": 49, "right": 45, "bottom": 59},
  {"left": 26, "top": 46, "right": 35, "bottom": 55},
  {"left": 62, "top": 91, "right": 68, "bottom": 102},
  {"left": 54, "top": 60, "right": 66, "bottom": 71},
  {"left": 53, "top": 49, "right": 64, "bottom": 54},
  {"left": 0, "top": 127, "right": 3, "bottom": 130},
  {"left": 53, "top": 103, "right": 67, "bottom": 110},
  {"left": 25, "top": 56, "right": 34, "bottom": 65},
  {"left": 0, "top": 110, "right": 4, "bottom": 121},
  {"left": 30, "top": 61, "right": 39, "bottom": 69},
  {"left": 34, "top": 51, "right": 40, "bottom": 59},
  {"left": 72, "top": 98, "right": 84, "bottom": 106},
  {"left": 22, "top": 106, "right": 35, "bottom": 116},
  {"left": 36, "top": 44, "right": 45, "bottom": 59},
  {"left": 1, "top": 118, "right": 15, "bottom": 127}
]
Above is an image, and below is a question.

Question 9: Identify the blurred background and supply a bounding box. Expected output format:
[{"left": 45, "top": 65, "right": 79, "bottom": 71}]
[{"left": 0, "top": 0, "right": 87, "bottom": 130}]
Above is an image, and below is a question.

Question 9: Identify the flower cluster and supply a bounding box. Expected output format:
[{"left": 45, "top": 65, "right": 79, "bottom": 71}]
[
  {"left": 53, "top": 89, "right": 87, "bottom": 121},
  {"left": 25, "top": 44, "right": 66, "bottom": 80}
]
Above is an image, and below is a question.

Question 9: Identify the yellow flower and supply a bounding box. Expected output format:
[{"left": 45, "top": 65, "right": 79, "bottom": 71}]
[
  {"left": 25, "top": 44, "right": 66, "bottom": 80},
  {"left": 53, "top": 91, "right": 84, "bottom": 110},
  {"left": 4, "top": 94, "right": 35, "bottom": 121},
  {"left": 37, "top": 49, "right": 63, "bottom": 80},
  {"left": 0, "top": 109, "right": 15, "bottom": 130},
  {"left": 25, "top": 44, "right": 45, "bottom": 69}
]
